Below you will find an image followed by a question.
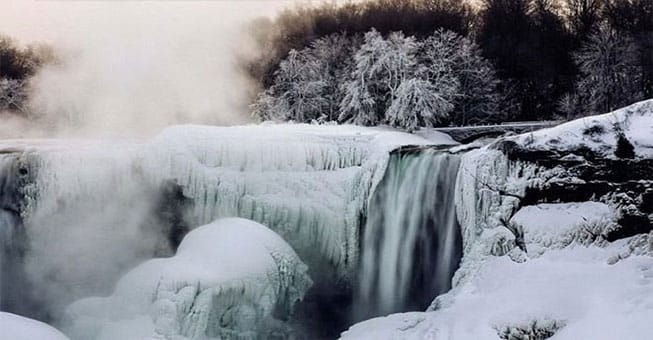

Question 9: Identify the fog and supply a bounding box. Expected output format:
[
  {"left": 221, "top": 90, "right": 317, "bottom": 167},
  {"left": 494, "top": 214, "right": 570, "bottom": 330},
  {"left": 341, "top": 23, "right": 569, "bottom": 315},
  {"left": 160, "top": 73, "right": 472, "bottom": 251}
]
[{"left": 0, "top": 1, "right": 305, "bottom": 138}]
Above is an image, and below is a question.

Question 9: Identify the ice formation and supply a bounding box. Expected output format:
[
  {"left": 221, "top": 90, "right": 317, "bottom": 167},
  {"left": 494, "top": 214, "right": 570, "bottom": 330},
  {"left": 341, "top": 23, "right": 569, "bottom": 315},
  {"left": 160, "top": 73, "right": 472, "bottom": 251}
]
[
  {"left": 64, "top": 218, "right": 312, "bottom": 340},
  {"left": 141, "top": 124, "right": 447, "bottom": 277},
  {"left": 356, "top": 149, "right": 461, "bottom": 319},
  {"left": 0, "top": 312, "right": 69, "bottom": 340},
  {"left": 0, "top": 123, "right": 457, "bottom": 331}
]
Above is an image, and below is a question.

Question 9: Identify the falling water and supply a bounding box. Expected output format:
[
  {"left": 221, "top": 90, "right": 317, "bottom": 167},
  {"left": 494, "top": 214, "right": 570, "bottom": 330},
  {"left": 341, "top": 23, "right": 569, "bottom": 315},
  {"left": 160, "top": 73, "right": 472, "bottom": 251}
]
[
  {"left": 0, "top": 153, "right": 37, "bottom": 317},
  {"left": 356, "top": 149, "right": 462, "bottom": 319}
]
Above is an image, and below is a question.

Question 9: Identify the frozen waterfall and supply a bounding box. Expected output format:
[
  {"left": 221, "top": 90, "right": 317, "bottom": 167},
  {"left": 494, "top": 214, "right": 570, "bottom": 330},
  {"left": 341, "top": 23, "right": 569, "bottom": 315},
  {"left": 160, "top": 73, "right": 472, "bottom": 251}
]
[{"left": 356, "top": 149, "right": 462, "bottom": 319}]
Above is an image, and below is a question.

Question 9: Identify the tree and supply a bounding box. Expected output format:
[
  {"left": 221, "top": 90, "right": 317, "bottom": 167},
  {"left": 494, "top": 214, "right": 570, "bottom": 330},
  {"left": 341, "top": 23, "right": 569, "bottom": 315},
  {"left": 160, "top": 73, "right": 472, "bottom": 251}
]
[
  {"left": 252, "top": 49, "right": 328, "bottom": 122},
  {"left": 307, "top": 33, "right": 358, "bottom": 121},
  {"left": 573, "top": 24, "right": 643, "bottom": 115},
  {"left": 478, "top": 0, "right": 574, "bottom": 120},
  {"left": 566, "top": 0, "right": 603, "bottom": 45},
  {"left": 421, "top": 29, "right": 501, "bottom": 125},
  {"left": 339, "top": 29, "right": 420, "bottom": 125},
  {"left": 386, "top": 77, "right": 454, "bottom": 131},
  {"left": 604, "top": 0, "right": 653, "bottom": 98},
  {"left": 0, "top": 78, "right": 28, "bottom": 114}
]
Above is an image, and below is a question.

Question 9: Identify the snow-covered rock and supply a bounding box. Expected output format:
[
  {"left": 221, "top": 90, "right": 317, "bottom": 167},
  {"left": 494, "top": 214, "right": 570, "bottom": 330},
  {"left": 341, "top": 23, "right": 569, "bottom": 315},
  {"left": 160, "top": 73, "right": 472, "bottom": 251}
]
[
  {"left": 64, "top": 217, "right": 312, "bottom": 340},
  {"left": 512, "top": 99, "right": 653, "bottom": 158},
  {"left": 0, "top": 312, "right": 69, "bottom": 340}
]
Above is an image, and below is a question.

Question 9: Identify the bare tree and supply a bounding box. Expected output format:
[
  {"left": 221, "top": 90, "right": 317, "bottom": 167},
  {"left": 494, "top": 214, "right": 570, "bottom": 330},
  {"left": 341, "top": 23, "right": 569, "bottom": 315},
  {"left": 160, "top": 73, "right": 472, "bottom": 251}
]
[{"left": 573, "top": 23, "right": 643, "bottom": 115}]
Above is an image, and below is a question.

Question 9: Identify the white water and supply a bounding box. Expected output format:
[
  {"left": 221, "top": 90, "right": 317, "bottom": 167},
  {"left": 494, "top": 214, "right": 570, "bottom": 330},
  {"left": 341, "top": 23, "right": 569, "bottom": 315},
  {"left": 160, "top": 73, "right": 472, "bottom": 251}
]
[{"left": 357, "top": 150, "right": 461, "bottom": 319}]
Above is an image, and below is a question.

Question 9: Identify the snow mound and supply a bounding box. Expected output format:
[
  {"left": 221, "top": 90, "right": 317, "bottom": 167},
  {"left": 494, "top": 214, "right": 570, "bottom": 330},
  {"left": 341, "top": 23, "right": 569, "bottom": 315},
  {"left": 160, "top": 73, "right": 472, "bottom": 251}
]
[
  {"left": 64, "top": 218, "right": 312, "bottom": 340},
  {"left": 512, "top": 99, "right": 653, "bottom": 158},
  {"left": 512, "top": 202, "right": 615, "bottom": 254},
  {"left": 0, "top": 312, "right": 69, "bottom": 340}
]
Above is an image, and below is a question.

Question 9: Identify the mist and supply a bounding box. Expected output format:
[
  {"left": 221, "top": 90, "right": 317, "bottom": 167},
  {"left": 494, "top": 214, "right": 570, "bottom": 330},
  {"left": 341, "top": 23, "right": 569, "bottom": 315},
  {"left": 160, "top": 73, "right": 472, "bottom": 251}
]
[{"left": 0, "top": 1, "right": 300, "bottom": 138}]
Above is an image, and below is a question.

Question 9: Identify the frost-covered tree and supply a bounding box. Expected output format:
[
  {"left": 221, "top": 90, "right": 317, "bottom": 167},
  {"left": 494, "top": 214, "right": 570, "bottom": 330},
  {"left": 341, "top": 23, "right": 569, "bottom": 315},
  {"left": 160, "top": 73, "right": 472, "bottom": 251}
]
[
  {"left": 386, "top": 77, "right": 454, "bottom": 131},
  {"left": 308, "top": 33, "right": 358, "bottom": 121},
  {"left": 421, "top": 29, "right": 501, "bottom": 125},
  {"left": 572, "top": 24, "right": 643, "bottom": 115},
  {"left": 0, "top": 78, "right": 27, "bottom": 113},
  {"left": 252, "top": 49, "right": 328, "bottom": 122},
  {"left": 338, "top": 29, "right": 420, "bottom": 125},
  {"left": 252, "top": 33, "right": 357, "bottom": 123}
]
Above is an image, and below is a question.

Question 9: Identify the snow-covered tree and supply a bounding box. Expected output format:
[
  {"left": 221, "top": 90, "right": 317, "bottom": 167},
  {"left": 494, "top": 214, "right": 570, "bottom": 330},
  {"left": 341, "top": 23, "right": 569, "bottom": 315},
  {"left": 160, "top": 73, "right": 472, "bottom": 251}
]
[
  {"left": 308, "top": 33, "right": 358, "bottom": 121},
  {"left": 252, "top": 49, "right": 328, "bottom": 122},
  {"left": 252, "top": 33, "right": 357, "bottom": 123},
  {"left": 339, "top": 29, "right": 421, "bottom": 125},
  {"left": 386, "top": 77, "right": 454, "bottom": 131},
  {"left": 339, "top": 29, "right": 388, "bottom": 125},
  {"left": 421, "top": 29, "right": 501, "bottom": 125},
  {"left": 0, "top": 78, "right": 27, "bottom": 114},
  {"left": 572, "top": 24, "right": 643, "bottom": 115}
]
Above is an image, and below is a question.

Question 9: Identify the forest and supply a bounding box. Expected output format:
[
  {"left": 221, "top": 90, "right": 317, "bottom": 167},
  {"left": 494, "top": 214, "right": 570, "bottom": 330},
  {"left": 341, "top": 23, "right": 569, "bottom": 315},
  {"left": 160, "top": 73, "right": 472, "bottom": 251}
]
[
  {"left": 1, "top": 0, "right": 651, "bottom": 131},
  {"left": 247, "top": 0, "right": 652, "bottom": 129}
]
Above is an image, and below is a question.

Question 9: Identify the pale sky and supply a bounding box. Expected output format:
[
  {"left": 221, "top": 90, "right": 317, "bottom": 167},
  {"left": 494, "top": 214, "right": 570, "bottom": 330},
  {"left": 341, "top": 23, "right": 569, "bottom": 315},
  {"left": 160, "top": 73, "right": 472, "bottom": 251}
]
[{"left": 1, "top": 1, "right": 301, "bottom": 44}]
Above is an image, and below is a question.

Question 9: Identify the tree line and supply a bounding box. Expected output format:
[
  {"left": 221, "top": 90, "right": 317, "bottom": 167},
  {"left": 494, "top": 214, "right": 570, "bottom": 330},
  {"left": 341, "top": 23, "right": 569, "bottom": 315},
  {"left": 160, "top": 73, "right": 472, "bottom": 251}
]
[
  {"left": 248, "top": 0, "right": 652, "bottom": 129},
  {"left": 0, "top": 35, "right": 56, "bottom": 115}
]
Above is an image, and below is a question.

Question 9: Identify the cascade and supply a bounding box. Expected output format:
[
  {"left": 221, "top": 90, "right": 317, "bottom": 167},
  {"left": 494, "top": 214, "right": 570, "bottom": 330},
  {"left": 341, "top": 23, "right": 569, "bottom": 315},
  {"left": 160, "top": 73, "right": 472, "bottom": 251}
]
[
  {"left": 0, "top": 153, "right": 35, "bottom": 317},
  {"left": 356, "top": 149, "right": 462, "bottom": 319}
]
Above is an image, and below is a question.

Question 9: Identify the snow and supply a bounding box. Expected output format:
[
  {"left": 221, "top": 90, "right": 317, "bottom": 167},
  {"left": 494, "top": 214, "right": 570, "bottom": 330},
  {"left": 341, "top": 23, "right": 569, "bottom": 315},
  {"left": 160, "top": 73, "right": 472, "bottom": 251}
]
[
  {"left": 343, "top": 202, "right": 653, "bottom": 339},
  {"left": 64, "top": 217, "right": 312, "bottom": 340},
  {"left": 0, "top": 312, "right": 69, "bottom": 340},
  {"left": 512, "top": 202, "right": 614, "bottom": 253},
  {"left": 342, "top": 248, "right": 653, "bottom": 340},
  {"left": 512, "top": 99, "right": 653, "bottom": 158}
]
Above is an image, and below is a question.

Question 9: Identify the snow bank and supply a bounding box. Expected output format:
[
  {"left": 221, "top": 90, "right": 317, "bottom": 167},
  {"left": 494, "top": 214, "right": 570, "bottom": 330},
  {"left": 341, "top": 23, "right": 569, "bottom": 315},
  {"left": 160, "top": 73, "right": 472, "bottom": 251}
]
[
  {"left": 343, "top": 248, "right": 653, "bottom": 340},
  {"left": 512, "top": 99, "right": 653, "bottom": 158},
  {"left": 0, "top": 312, "right": 69, "bottom": 340},
  {"left": 64, "top": 217, "right": 312, "bottom": 340}
]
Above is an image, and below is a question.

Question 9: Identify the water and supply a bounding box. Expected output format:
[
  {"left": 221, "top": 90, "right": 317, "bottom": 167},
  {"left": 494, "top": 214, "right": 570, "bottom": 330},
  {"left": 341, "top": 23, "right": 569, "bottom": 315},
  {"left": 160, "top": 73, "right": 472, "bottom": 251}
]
[{"left": 356, "top": 149, "right": 462, "bottom": 319}]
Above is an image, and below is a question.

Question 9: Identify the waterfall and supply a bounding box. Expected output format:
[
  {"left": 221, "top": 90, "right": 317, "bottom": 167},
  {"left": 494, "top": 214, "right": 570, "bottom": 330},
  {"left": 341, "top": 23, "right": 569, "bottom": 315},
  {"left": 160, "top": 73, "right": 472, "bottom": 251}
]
[
  {"left": 0, "top": 153, "right": 35, "bottom": 317},
  {"left": 356, "top": 149, "right": 462, "bottom": 319}
]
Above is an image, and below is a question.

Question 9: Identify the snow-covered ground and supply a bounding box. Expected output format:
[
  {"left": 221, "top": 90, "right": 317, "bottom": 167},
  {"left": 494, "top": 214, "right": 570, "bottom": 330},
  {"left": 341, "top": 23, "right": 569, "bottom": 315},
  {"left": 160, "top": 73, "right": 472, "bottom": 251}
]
[
  {"left": 342, "top": 202, "right": 653, "bottom": 340},
  {"left": 0, "top": 312, "right": 69, "bottom": 340},
  {"left": 64, "top": 218, "right": 311, "bottom": 340}
]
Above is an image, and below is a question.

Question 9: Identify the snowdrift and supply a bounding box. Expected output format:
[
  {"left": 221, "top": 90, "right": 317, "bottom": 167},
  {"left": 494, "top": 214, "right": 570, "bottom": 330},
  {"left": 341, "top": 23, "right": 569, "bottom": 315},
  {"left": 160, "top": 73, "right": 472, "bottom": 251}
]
[{"left": 0, "top": 312, "right": 69, "bottom": 340}]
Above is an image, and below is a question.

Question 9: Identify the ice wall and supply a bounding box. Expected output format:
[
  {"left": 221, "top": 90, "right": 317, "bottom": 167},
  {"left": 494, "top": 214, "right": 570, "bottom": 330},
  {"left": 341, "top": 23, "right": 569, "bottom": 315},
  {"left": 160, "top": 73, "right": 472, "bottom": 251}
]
[
  {"left": 142, "top": 125, "right": 433, "bottom": 277},
  {"left": 356, "top": 149, "right": 462, "bottom": 319}
]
